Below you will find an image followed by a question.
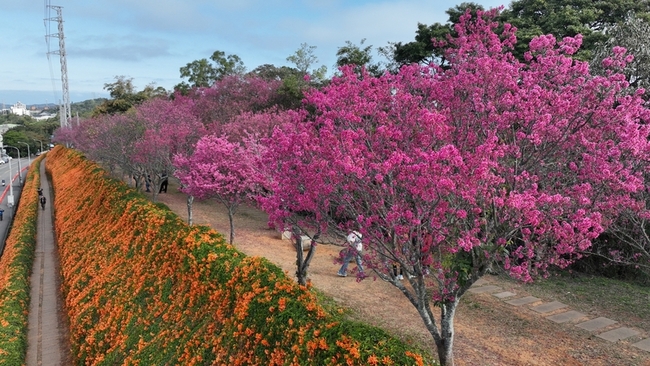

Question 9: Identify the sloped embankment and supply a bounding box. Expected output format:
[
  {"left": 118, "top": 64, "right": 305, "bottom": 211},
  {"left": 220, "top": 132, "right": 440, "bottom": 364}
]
[{"left": 46, "top": 146, "right": 432, "bottom": 365}]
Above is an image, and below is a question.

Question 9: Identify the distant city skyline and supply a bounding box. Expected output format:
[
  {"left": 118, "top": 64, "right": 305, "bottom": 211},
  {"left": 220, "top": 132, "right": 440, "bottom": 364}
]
[{"left": 1, "top": 1, "right": 506, "bottom": 106}]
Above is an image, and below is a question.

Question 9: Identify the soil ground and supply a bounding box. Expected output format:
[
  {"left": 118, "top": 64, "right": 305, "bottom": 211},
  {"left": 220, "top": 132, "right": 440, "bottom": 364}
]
[{"left": 154, "top": 185, "right": 650, "bottom": 366}]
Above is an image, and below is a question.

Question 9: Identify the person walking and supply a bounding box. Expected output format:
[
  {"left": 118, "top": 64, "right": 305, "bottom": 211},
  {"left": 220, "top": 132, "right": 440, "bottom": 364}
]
[
  {"left": 37, "top": 187, "right": 43, "bottom": 196},
  {"left": 337, "top": 231, "right": 364, "bottom": 277},
  {"left": 40, "top": 196, "right": 46, "bottom": 210},
  {"left": 159, "top": 172, "right": 168, "bottom": 193},
  {"left": 0, "top": 208, "right": 4, "bottom": 221},
  {"left": 393, "top": 263, "right": 404, "bottom": 280}
]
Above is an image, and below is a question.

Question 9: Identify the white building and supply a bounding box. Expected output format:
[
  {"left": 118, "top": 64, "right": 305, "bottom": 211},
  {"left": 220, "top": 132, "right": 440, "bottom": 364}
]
[
  {"left": 10, "top": 102, "right": 29, "bottom": 116},
  {"left": 2, "top": 102, "right": 56, "bottom": 120}
]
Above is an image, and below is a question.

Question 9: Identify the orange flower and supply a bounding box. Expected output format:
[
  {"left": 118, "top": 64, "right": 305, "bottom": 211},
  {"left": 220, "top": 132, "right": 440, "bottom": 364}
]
[
  {"left": 367, "top": 354, "right": 379, "bottom": 365},
  {"left": 405, "top": 351, "right": 425, "bottom": 366}
]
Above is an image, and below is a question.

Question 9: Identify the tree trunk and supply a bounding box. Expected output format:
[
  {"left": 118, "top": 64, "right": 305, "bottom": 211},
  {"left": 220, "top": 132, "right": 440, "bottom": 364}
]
[
  {"left": 296, "top": 231, "right": 305, "bottom": 284},
  {"left": 150, "top": 176, "right": 160, "bottom": 203},
  {"left": 293, "top": 227, "right": 317, "bottom": 286},
  {"left": 398, "top": 278, "right": 459, "bottom": 366},
  {"left": 227, "top": 206, "right": 235, "bottom": 245},
  {"left": 435, "top": 301, "right": 458, "bottom": 366},
  {"left": 186, "top": 195, "right": 194, "bottom": 226}
]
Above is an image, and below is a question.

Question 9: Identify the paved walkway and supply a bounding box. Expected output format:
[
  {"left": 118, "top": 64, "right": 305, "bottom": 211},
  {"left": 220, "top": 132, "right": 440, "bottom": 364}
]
[{"left": 25, "top": 160, "right": 69, "bottom": 365}]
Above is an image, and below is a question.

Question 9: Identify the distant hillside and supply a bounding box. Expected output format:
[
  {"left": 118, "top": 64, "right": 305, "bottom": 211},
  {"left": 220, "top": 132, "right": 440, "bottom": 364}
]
[
  {"left": 39, "top": 98, "right": 108, "bottom": 119},
  {"left": 71, "top": 98, "right": 107, "bottom": 118},
  {"left": 28, "top": 103, "right": 58, "bottom": 110}
]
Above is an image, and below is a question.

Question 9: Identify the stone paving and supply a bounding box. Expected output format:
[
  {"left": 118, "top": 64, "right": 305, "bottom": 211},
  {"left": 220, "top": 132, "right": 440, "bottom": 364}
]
[
  {"left": 530, "top": 300, "right": 568, "bottom": 314},
  {"left": 469, "top": 279, "right": 650, "bottom": 354},
  {"left": 576, "top": 317, "right": 618, "bottom": 331},
  {"left": 546, "top": 310, "right": 585, "bottom": 323},
  {"left": 503, "top": 295, "right": 540, "bottom": 306},
  {"left": 634, "top": 339, "right": 650, "bottom": 352}
]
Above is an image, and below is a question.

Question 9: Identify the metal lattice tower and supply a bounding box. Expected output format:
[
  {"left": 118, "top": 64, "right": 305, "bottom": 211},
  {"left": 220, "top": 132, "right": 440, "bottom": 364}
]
[{"left": 45, "top": 3, "right": 71, "bottom": 128}]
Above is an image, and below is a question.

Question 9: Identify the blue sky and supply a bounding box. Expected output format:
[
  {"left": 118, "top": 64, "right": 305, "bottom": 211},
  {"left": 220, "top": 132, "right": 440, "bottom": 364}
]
[{"left": 0, "top": 0, "right": 506, "bottom": 105}]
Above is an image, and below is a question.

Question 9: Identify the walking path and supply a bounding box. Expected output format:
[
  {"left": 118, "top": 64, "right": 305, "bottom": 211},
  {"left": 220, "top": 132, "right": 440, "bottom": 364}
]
[{"left": 25, "top": 160, "right": 69, "bottom": 366}]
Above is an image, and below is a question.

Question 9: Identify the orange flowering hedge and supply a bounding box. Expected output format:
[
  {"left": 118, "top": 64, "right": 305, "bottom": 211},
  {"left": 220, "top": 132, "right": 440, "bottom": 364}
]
[
  {"left": 0, "top": 155, "right": 44, "bottom": 364},
  {"left": 46, "top": 146, "right": 433, "bottom": 366}
]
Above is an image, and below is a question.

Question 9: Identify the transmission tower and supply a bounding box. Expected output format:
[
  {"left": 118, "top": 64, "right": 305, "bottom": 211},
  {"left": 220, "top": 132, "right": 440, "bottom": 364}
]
[{"left": 45, "top": 2, "right": 71, "bottom": 128}]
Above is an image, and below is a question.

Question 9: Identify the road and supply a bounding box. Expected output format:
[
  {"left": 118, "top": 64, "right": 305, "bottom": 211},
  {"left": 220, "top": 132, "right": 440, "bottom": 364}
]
[{"left": 0, "top": 156, "right": 30, "bottom": 255}]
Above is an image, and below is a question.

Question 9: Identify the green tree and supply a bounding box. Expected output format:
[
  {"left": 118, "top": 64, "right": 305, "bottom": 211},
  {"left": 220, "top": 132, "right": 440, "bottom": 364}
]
[
  {"left": 176, "top": 50, "right": 246, "bottom": 92},
  {"left": 21, "top": 118, "right": 59, "bottom": 140},
  {"left": 93, "top": 76, "right": 166, "bottom": 116},
  {"left": 176, "top": 58, "right": 214, "bottom": 92},
  {"left": 71, "top": 98, "right": 108, "bottom": 119},
  {"left": 139, "top": 84, "right": 169, "bottom": 100},
  {"left": 104, "top": 75, "right": 136, "bottom": 99},
  {"left": 0, "top": 114, "right": 33, "bottom": 126},
  {"left": 392, "top": 1, "right": 650, "bottom": 66},
  {"left": 286, "top": 43, "right": 327, "bottom": 81},
  {"left": 500, "top": 0, "right": 650, "bottom": 61},
  {"left": 391, "top": 2, "right": 485, "bottom": 66},
  {"left": 0, "top": 114, "right": 55, "bottom": 155},
  {"left": 210, "top": 51, "right": 246, "bottom": 78},
  {"left": 249, "top": 64, "right": 306, "bottom": 109},
  {"left": 250, "top": 44, "right": 330, "bottom": 110},
  {"left": 250, "top": 64, "right": 299, "bottom": 81},
  {"left": 275, "top": 75, "right": 308, "bottom": 110},
  {"left": 2, "top": 129, "right": 31, "bottom": 157},
  {"left": 591, "top": 13, "right": 650, "bottom": 94},
  {"left": 335, "top": 39, "right": 383, "bottom": 76}
]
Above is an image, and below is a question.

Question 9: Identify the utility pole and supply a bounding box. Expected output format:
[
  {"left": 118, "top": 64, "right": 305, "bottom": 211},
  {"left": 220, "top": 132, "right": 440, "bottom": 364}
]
[{"left": 45, "top": 2, "right": 71, "bottom": 128}]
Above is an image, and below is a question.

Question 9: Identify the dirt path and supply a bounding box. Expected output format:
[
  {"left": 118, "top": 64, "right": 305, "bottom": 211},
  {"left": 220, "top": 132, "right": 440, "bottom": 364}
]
[{"left": 155, "top": 187, "right": 650, "bottom": 366}]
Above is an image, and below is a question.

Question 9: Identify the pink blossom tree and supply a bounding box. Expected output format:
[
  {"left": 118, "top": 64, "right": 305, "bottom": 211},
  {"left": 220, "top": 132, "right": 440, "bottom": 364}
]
[
  {"left": 59, "top": 97, "right": 206, "bottom": 210},
  {"left": 174, "top": 135, "right": 263, "bottom": 244},
  {"left": 578, "top": 46, "right": 650, "bottom": 275},
  {"left": 219, "top": 108, "right": 293, "bottom": 144},
  {"left": 594, "top": 206, "right": 650, "bottom": 274},
  {"left": 172, "top": 76, "right": 288, "bottom": 226},
  {"left": 186, "top": 74, "right": 283, "bottom": 133},
  {"left": 131, "top": 97, "right": 205, "bottom": 202},
  {"left": 173, "top": 107, "right": 293, "bottom": 239},
  {"left": 56, "top": 113, "right": 146, "bottom": 181},
  {"left": 260, "top": 10, "right": 650, "bottom": 366}
]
